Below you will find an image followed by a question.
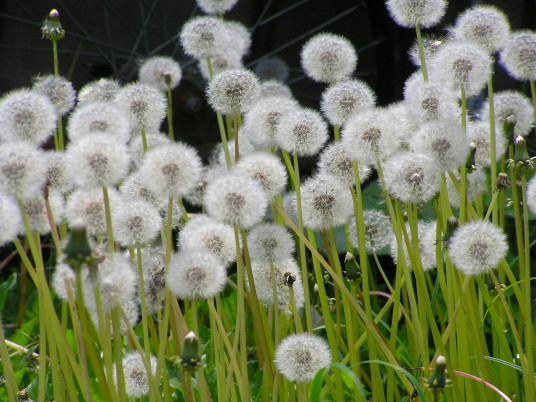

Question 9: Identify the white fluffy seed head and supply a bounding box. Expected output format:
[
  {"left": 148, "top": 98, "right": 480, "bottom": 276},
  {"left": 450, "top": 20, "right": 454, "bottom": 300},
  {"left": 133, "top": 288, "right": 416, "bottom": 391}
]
[
  {"left": 499, "top": 30, "right": 536, "bottom": 81},
  {"left": 249, "top": 258, "right": 304, "bottom": 313},
  {"left": 430, "top": 40, "right": 493, "bottom": 96},
  {"left": 466, "top": 121, "right": 507, "bottom": 167},
  {"left": 479, "top": 90, "right": 534, "bottom": 139},
  {"left": 386, "top": 0, "right": 446, "bottom": 28},
  {"left": 408, "top": 34, "right": 451, "bottom": 67},
  {"left": 448, "top": 220, "right": 508, "bottom": 276},
  {"left": 68, "top": 101, "right": 131, "bottom": 143},
  {"left": 223, "top": 20, "right": 251, "bottom": 57},
  {"left": 301, "top": 33, "right": 357, "bottom": 83},
  {"left": 129, "top": 130, "right": 172, "bottom": 167},
  {"left": 214, "top": 129, "right": 257, "bottom": 167},
  {"left": 242, "top": 97, "right": 299, "bottom": 150},
  {"left": 64, "top": 133, "right": 130, "bottom": 189},
  {"left": 77, "top": 78, "right": 121, "bottom": 106},
  {"left": 23, "top": 191, "right": 64, "bottom": 235},
  {"left": 275, "top": 334, "right": 331, "bottom": 383},
  {"left": 255, "top": 58, "right": 290, "bottom": 82},
  {"left": 282, "top": 191, "right": 298, "bottom": 227},
  {"left": 65, "top": 187, "right": 121, "bottom": 235},
  {"left": 454, "top": 5, "right": 510, "bottom": 53},
  {"left": 317, "top": 142, "right": 371, "bottom": 187},
  {"left": 167, "top": 248, "right": 227, "bottom": 299},
  {"left": 411, "top": 118, "right": 470, "bottom": 172},
  {"left": 46, "top": 151, "right": 72, "bottom": 193},
  {"left": 341, "top": 108, "right": 398, "bottom": 164},
  {"left": 320, "top": 78, "right": 376, "bottom": 126},
  {"left": 247, "top": 223, "right": 294, "bottom": 263},
  {"left": 403, "top": 72, "right": 459, "bottom": 123},
  {"left": 196, "top": 0, "right": 239, "bottom": 15},
  {"left": 138, "top": 142, "right": 202, "bottom": 200},
  {"left": 117, "top": 352, "right": 157, "bottom": 398},
  {"left": 198, "top": 49, "right": 243, "bottom": 80},
  {"left": 383, "top": 152, "right": 440, "bottom": 204},
  {"left": 0, "top": 142, "right": 48, "bottom": 201},
  {"left": 0, "top": 193, "right": 23, "bottom": 245},
  {"left": 139, "top": 56, "right": 182, "bottom": 92},
  {"left": 301, "top": 173, "right": 353, "bottom": 230},
  {"left": 207, "top": 68, "right": 260, "bottom": 114},
  {"left": 33, "top": 75, "right": 76, "bottom": 116},
  {"left": 349, "top": 209, "right": 392, "bottom": 252},
  {"left": 0, "top": 89, "right": 57, "bottom": 144},
  {"left": 275, "top": 107, "right": 329, "bottom": 157},
  {"left": 389, "top": 221, "right": 437, "bottom": 271},
  {"left": 446, "top": 168, "right": 487, "bottom": 209},
  {"left": 526, "top": 174, "right": 536, "bottom": 216},
  {"left": 178, "top": 215, "right": 236, "bottom": 266},
  {"left": 116, "top": 83, "right": 167, "bottom": 132},
  {"left": 384, "top": 102, "right": 420, "bottom": 151},
  {"left": 113, "top": 198, "right": 162, "bottom": 247},
  {"left": 204, "top": 172, "right": 268, "bottom": 229},
  {"left": 234, "top": 151, "right": 287, "bottom": 199},
  {"left": 259, "top": 80, "right": 293, "bottom": 99},
  {"left": 140, "top": 246, "right": 166, "bottom": 314},
  {"left": 180, "top": 16, "right": 229, "bottom": 60}
]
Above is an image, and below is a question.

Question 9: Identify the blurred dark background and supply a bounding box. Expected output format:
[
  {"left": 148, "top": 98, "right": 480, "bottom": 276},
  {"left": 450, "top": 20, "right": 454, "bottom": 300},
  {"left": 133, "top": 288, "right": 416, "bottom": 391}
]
[{"left": 0, "top": 0, "right": 534, "bottom": 157}]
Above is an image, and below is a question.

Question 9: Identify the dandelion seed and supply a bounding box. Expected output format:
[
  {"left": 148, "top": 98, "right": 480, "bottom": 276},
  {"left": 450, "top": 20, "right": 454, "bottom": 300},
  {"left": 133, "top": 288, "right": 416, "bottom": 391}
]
[
  {"left": 386, "top": 0, "right": 446, "bottom": 29},
  {"left": 139, "top": 56, "right": 182, "bottom": 92},
  {"left": 448, "top": 220, "right": 508, "bottom": 276},
  {"left": 275, "top": 334, "right": 331, "bottom": 383},
  {"left": 0, "top": 89, "right": 57, "bottom": 144},
  {"left": 207, "top": 68, "right": 260, "bottom": 114},
  {"left": 301, "top": 33, "right": 357, "bottom": 83},
  {"left": 33, "top": 74, "right": 76, "bottom": 116},
  {"left": 167, "top": 249, "right": 227, "bottom": 299}
]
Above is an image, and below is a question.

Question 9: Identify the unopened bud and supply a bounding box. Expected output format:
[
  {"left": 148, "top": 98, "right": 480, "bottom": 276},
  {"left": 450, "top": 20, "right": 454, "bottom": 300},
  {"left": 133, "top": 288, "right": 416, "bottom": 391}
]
[
  {"left": 179, "top": 331, "right": 201, "bottom": 372},
  {"left": 283, "top": 272, "right": 296, "bottom": 287},
  {"left": 344, "top": 252, "right": 361, "bottom": 283},
  {"left": 63, "top": 226, "right": 98, "bottom": 271},
  {"left": 495, "top": 173, "right": 511, "bottom": 192},
  {"left": 426, "top": 355, "right": 451, "bottom": 394},
  {"left": 465, "top": 142, "right": 477, "bottom": 172},
  {"left": 41, "top": 9, "right": 65, "bottom": 41}
]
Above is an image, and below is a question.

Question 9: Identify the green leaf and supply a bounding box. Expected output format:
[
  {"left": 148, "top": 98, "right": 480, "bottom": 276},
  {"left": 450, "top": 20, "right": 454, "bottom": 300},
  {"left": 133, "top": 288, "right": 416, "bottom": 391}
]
[
  {"left": 0, "top": 273, "right": 18, "bottom": 311},
  {"left": 309, "top": 362, "right": 367, "bottom": 402}
]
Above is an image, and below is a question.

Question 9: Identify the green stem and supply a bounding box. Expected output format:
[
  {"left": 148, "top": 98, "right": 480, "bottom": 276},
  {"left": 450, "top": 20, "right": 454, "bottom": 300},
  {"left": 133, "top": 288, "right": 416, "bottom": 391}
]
[
  {"left": 141, "top": 126, "right": 148, "bottom": 153},
  {"left": 102, "top": 185, "right": 115, "bottom": 255},
  {"left": 415, "top": 25, "right": 428, "bottom": 82},
  {"left": 167, "top": 82, "right": 175, "bottom": 141},
  {"left": 52, "top": 39, "right": 59, "bottom": 77},
  {"left": 487, "top": 76, "right": 498, "bottom": 224},
  {"left": 136, "top": 246, "right": 151, "bottom": 363}
]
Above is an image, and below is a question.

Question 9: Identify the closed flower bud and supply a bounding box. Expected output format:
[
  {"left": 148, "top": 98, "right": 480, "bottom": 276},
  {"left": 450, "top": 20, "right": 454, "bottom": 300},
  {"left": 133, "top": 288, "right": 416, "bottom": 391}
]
[
  {"left": 67, "top": 101, "right": 131, "bottom": 143},
  {"left": 139, "top": 56, "right": 182, "bottom": 92},
  {"left": 499, "top": 30, "right": 536, "bottom": 81},
  {"left": 204, "top": 172, "right": 268, "bottom": 229},
  {"left": 41, "top": 9, "right": 64, "bottom": 41},
  {"left": 320, "top": 78, "right": 376, "bottom": 126},
  {"left": 207, "top": 68, "right": 260, "bottom": 114},
  {"left": 179, "top": 331, "right": 202, "bottom": 371},
  {"left": 495, "top": 172, "right": 511, "bottom": 193},
  {"left": 77, "top": 78, "right": 121, "bottom": 105},
  {"left": 167, "top": 249, "right": 227, "bottom": 299},
  {"left": 179, "top": 16, "right": 229, "bottom": 60},
  {"left": 454, "top": 5, "right": 510, "bottom": 54},
  {"left": 276, "top": 107, "right": 329, "bottom": 157},
  {"left": 116, "top": 83, "right": 167, "bottom": 132},
  {"left": 247, "top": 223, "right": 294, "bottom": 263},
  {"left": 178, "top": 215, "right": 236, "bottom": 266},
  {"left": 0, "top": 89, "right": 57, "bottom": 144},
  {"left": 301, "top": 33, "right": 357, "bottom": 83},
  {"left": 300, "top": 173, "right": 353, "bottom": 230},
  {"left": 275, "top": 334, "right": 331, "bottom": 383},
  {"left": 448, "top": 220, "right": 508, "bottom": 276},
  {"left": 33, "top": 75, "right": 76, "bottom": 116},
  {"left": 386, "top": 0, "right": 446, "bottom": 28}
]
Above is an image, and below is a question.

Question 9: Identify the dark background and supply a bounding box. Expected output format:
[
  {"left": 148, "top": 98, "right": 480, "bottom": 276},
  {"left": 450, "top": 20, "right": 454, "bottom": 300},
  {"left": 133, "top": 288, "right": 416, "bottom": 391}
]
[{"left": 1, "top": 0, "right": 534, "bottom": 157}]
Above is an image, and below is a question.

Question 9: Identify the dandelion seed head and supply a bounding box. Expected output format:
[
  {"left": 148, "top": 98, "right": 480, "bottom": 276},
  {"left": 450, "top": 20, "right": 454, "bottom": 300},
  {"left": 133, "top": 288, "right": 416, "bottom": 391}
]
[
  {"left": 22, "top": 191, "right": 64, "bottom": 235},
  {"left": 446, "top": 168, "right": 487, "bottom": 209},
  {"left": 223, "top": 20, "right": 251, "bottom": 57},
  {"left": 235, "top": 152, "right": 287, "bottom": 199},
  {"left": 139, "top": 56, "right": 182, "bottom": 92},
  {"left": 198, "top": 49, "right": 243, "bottom": 80},
  {"left": 140, "top": 246, "right": 166, "bottom": 314},
  {"left": 466, "top": 121, "right": 507, "bottom": 167},
  {"left": 33, "top": 75, "right": 76, "bottom": 116},
  {"left": 349, "top": 210, "right": 392, "bottom": 252},
  {"left": 259, "top": 80, "right": 293, "bottom": 99},
  {"left": 68, "top": 101, "right": 131, "bottom": 143},
  {"left": 113, "top": 198, "right": 162, "bottom": 247},
  {"left": 129, "top": 130, "right": 172, "bottom": 166},
  {"left": 318, "top": 142, "right": 371, "bottom": 187},
  {"left": 389, "top": 221, "right": 437, "bottom": 271},
  {"left": 0, "top": 193, "right": 22, "bottom": 246},
  {"left": 408, "top": 34, "right": 451, "bottom": 67},
  {"left": 207, "top": 68, "right": 260, "bottom": 114},
  {"left": 386, "top": 0, "right": 446, "bottom": 28},
  {"left": 255, "top": 57, "right": 290, "bottom": 82},
  {"left": 65, "top": 188, "right": 121, "bottom": 235},
  {"left": 116, "top": 83, "right": 167, "bottom": 132},
  {"left": 499, "top": 30, "right": 536, "bottom": 81},
  {"left": 247, "top": 223, "right": 294, "bottom": 263},
  {"left": 196, "top": 0, "right": 239, "bottom": 15},
  {"left": 116, "top": 352, "right": 157, "bottom": 398},
  {"left": 180, "top": 16, "right": 229, "bottom": 60},
  {"left": 77, "top": 78, "right": 121, "bottom": 106}
]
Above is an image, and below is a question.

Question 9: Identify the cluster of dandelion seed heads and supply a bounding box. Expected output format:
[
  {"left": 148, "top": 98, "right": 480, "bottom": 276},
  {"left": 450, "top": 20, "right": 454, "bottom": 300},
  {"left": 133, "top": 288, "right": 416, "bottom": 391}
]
[
  {"left": 448, "top": 220, "right": 508, "bottom": 276},
  {"left": 386, "top": 0, "right": 446, "bottom": 29},
  {"left": 275, "top": 334, "right": 331, "bottom": 383},
  {"left": 139, "top": 56, "right": 182, "bottom": 92},
  {"left": 207, "top": 68, "right": 260, "bottom": 114},
  {"left": 301, "top": 33, "right": 357, "bottom": 83}
]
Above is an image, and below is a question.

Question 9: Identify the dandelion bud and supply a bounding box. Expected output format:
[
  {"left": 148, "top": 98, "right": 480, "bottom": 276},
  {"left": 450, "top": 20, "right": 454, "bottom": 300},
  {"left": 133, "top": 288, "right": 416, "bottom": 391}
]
[
  {"left": 139, "top": 56, "right": 182, "bottom": 92},
  {"left": 465, "top": 143, "right": 478, "bottom": 172},
  {"left": 41, "top": 9, "right": 65, "bottom": 41},
  {"left": 196, "top": 0, "right": 239, "bottom": 16},
  {"left": 430, "top": 41, "right": 493, "bottom": 96},
  {"left": 466, "top": 121, "right": 507, "bottom": 167},
  {"left": 349, "top": 210, "right": 392, "bottom": 253},
  {"left": 247, "top": 223, "right": 294, "bottom": 263},
  {"left": 115, "top": 352, "right": 157, "bottom": 398},
  {"left": 167, "top": 249, "right": 227, "bottom": 299},
  {"left": 275, "top": 334, "right": 331, "bottom": 383},
  {"left": 283, "top": 272, "right": 296, "bottom": 287},
  {"left": 454, "top": 6, "right": 510, "bottom": 53},
  {"left": 0, "top": 194, "right": 22, "bottom": 246},
  {"left": 276, "top": 107, "right": 329, "bottom": 157},
  {"left": 442, "top": 216, "right": 458, "bottom": 247},
  {"left": 67, "top": 101, "right": 130, "bottom": 143},
  {"left": 77, "top": 78, "right": 121, "bottom": 106},
  {"left": 499, "top": 31, "right": 536, "bottom": 81},
  {"left": 0, "top": 142, "right": 48, "bottom": 201},
  {"left": 179, "top": 332, "right": 201, "bottom": 371},
  {"left": 448, "top": 220, "right": 508, "bottom": 276},
  {"left": 255, "top": 57, "right": 290, "bottom": 82},
  {"left": 33, "top": 75, "right": 76, "bottom": 116},
  {"left": 300, "top": 33, "right": 357, "bottom": 83},
  {"left": 116, "top": 83, "right": 167, "bottom": 132},
  {"left": 63, "top": 226, "right": 97, "bottom": 271},
  {"left": 495, "top": 173, "right": 511, "bottom": 193},
  {"left": 207, "top": 68, "right": 260, "bottom": 114},
  {"left": 514, "top": 135, "right": 530, "bottom": 163},
  {"left": 178, "top": 216, "right": 236, "bottom": 266},
  {"left": 320, "top": 78, "right": 375, "bottom": 126},
  {"left": 426, "top": 355, "right": 451, "bottom": 394},
  {"left": 179, "top": 16, "right": 229, "bottom": 60},
  {"left": 344, "top": 252, "right": 361, "bottom": 283},
  {"left": 204, "top": 172, "right": 268, "bottom": 229},
  {"left": 386, "top": 0, "right": 446, "bottom": 28},
  {"left": 0, "top": 89, "right": 57, "bottom": 144}
]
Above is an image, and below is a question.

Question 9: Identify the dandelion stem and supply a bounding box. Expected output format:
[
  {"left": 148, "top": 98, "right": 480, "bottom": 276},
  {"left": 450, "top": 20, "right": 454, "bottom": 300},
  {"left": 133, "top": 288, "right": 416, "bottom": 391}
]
[
  {"left": 415, "top": 25, "right": 428, "bottom": 82},
  {"left": 487, "top": 76, "right": 498, "bottom": 224},
  {"left": 166, "top": 82, "right": 175, "bottom": 141}
]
